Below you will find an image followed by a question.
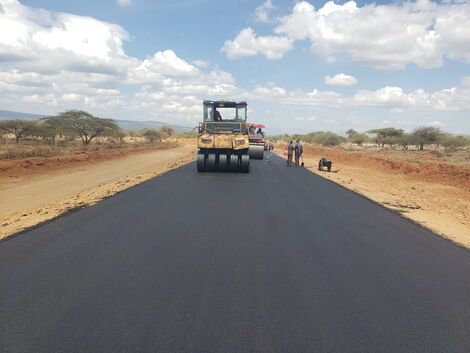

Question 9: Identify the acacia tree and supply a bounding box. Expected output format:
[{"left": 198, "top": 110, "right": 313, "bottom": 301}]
[
  {"left": 366, "top": 128, "right": 404, "bottom": 147},
  {"left": 412, "top": 126, "right": 442, "bottom": 150},
  {"left": 58, "top": 110, "right": 120, "bottom": 146},
  {"left": 39, "top": 116, "right": 71, "bottom": 144},
  {"left": 346, "top": 129, "right": 358, "bottom": 138},
  {"left": 0, "top": 119, "right": 36, "bottom": 143},
  {"left": 160, "top": 126, "right": 174, "bottom": 138}
]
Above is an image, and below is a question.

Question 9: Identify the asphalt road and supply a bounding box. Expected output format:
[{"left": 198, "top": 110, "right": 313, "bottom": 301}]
[{"left": 1, "top": 152, "right": 470, "bottom": 353}]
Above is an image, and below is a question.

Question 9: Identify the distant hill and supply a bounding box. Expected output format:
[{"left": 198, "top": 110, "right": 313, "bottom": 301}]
[
  {"left": 115, "top": 119, "right": 192, "bottom": 133},
  {"left": 0, "top": 110, "right": 47, "bottom": 120},
  {"left": 0, "top": 110, "right": 192, "bottom": 133}
]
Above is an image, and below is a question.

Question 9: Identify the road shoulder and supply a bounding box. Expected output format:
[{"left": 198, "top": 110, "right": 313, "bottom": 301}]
[{"left": 1, "top": 145, "right": 195, "bottom": 240}]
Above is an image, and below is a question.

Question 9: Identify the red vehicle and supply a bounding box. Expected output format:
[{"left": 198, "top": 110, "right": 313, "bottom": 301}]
[{"left": 247, "top": 124, "right": 266, "bottom": 160}]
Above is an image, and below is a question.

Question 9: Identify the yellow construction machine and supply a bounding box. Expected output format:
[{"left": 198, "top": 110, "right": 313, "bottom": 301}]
[{"left": 197, "top": 100, "right": 250, "bottom": 172}]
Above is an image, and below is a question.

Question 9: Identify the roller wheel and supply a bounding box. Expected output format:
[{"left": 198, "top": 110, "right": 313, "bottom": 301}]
[
  {"left": 249, "top": 145, "right": 264, "bottom": 160},
  {"left": 218, "top": 154, "right": 228, "bottom": 172},
  {"left": 207, "top": 153, "right": 217, "bottom": 172},
  {"left": 229, "top": 154, "right": 239, "bottom": 172},
  {"left": 240, "top": 154, "right": 250, "bottom": 173},
  {"left": 197, "top": 153, "right": 206, "bottom": 172}
]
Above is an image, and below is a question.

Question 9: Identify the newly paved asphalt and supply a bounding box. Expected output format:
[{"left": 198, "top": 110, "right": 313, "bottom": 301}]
[{"left": 1, "top": 152, "right": 470, "bottom": 353}]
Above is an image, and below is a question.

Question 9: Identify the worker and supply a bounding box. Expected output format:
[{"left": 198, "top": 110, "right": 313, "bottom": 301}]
[
  {"left": 256, "top": 128, "right": 264, "bottom": 137},
  {"left": 269, "top": 141, "right": 274, "bottom": 151},
  {"left": 318, "top": 158, "right": 333, "bottom": 172},
  {"left": 214, "top": 109, "right": 222, "bottom": 121},
  {"left": 294, "top": 139, "right": 303, "bottom": 167},
  {"left": 287, "top": 141, "right": 294, "bottom": 166}
]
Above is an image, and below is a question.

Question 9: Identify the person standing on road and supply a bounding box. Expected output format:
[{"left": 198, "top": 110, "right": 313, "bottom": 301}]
[
  {"left": 287, "top": 141, "right": 294, "bottom": 166},
  {"left": 294, "top": 139, "right": 303, "bottom": 167}
]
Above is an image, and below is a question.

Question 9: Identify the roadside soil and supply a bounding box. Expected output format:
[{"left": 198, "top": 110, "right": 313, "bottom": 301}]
[
  {"left": 0, "top": 144, "right": 195, "bottom": 240},
  {"left": 276, "top": 145, "right": 470, "bottom": 249},
  {"left": 0, "top": 142, "right": 179, "bottom": 178}
]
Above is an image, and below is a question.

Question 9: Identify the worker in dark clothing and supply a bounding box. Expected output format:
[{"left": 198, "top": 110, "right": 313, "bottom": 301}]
[
  {"left": 318, "top": 158, "right": 332, "bottom": 172},
  {"left": 294, "top": 139, "right": 303, "bottom": 167},
  {"left": 287, "top": 141, "right": 294, "bottom": 166},
  {"left": 214, "top": 109, "right": 222, "bottom": 121},
  {"left": 256, "top": 128, "right": 264, "bottom": 137}
]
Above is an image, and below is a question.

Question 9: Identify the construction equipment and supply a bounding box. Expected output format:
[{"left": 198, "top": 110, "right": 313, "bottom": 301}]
[
  {"left": 197, "top": 100, "right": 250, "bottom": 173},
  {"left": 248, "top": 124, "right": 266, "bottom": 160}
]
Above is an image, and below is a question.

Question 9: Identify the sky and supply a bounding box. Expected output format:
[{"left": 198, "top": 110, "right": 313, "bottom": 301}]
[{"left": 0, "top": 0, "right": 469, "bottom": 135}]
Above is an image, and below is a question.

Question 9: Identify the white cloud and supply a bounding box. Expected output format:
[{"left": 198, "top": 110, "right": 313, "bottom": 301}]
[
  {"left": 295, "top": 116, "right": 316, "bottom": 121},
  {"left": 22, "top": 93, "right": 58, "bottom": 106},
  {"left": 193, "top": 60, "right": 209, "bottom": 68},
  {"left": 350, "top": 86, "right": 470, "bottom": 111},
  {"left": 0, "top": 0, "right": 134, "bottom": 75},
  {"left": 248, "top": 81, "right": 470, "bottom": 112},
  {"left": 254, "top": 0, "right": 276, "bottom": 23},
  {"left": 225, "top": 0, "right": 470, "bottom": 70},
  {"left": 322, "top": 119, "right": 338, "bottom": 124},
  {"left": 117, "top": 0, "right": 133, "bottom": 7},
  {"left": 221, "top": 27, "right": 292, "bottom": 60},
  {"left": 61, "top": 93, "right": 82, "bottom": 102},
  {"left": 1, "top": 0, "right": 469, "bottom": 130},
  {"left": 391, "top": 108, "right": 405, "bottom": 114},
  {"left": 130, "top": 50, "right": 199, "bottom": 81},
  {"left": 324, "top": 73, "right": 358, "bottom": 86},
  {"left": 0, "top": 1, "right": 246, "bottom": 123},
  {"left": 428, "top": 120, "right": 445, "bottom": 126}
]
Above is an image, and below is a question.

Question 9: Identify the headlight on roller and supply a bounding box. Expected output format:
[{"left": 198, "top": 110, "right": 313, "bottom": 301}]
[
  {"left": 201, "top": 138, "right": 212, "bottom": 144},
  {"left": 235, "top": 139, "right": 246, "bottom": 145}
]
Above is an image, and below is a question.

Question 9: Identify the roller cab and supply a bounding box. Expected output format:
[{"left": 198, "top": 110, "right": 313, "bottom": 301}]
[{"left": 197, "top": 100, "right": 250, "bottom": 173}]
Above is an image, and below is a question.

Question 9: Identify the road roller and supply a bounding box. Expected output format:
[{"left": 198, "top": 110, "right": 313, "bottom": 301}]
[
  {"left": 248, "top": 124, "right": 266, "bottom": 160},
  {"left": 197, "top": 100, "right": 250, "bottom": 173}
]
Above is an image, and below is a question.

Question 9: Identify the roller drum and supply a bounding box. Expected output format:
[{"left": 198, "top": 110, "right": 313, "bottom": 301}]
[{"left": 249, "top": 145, "right": 264, "bottom": 160}]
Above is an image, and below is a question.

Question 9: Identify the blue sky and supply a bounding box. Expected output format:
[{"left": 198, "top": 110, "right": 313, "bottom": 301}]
[{"left": 1, "top": 0, "right": 469, "bottom": 135}]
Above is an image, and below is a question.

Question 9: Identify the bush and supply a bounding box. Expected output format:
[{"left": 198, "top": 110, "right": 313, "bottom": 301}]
[
  {"left": 303, "top": 131, "right": 344, "bottom": 146},
  {"left": 142, "top": 129, "right": 163, "bottom": 142},
  {"left": 349, "top": 133, "right": 368, "bottom": 146},
  {"left": 396, "top": 134, "right": 418, "bottom": 151},
  {"left": 441, "top": 134, "right": 469, "bottom": 151}
]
